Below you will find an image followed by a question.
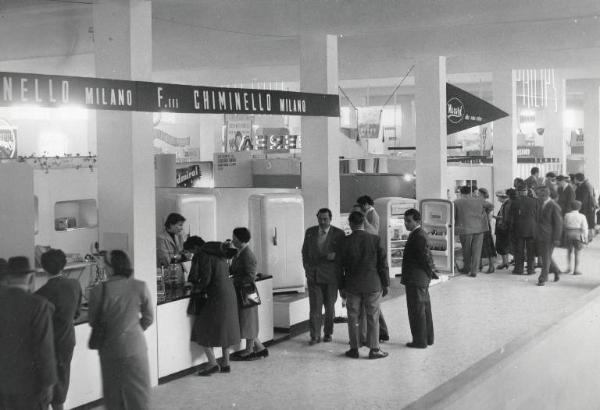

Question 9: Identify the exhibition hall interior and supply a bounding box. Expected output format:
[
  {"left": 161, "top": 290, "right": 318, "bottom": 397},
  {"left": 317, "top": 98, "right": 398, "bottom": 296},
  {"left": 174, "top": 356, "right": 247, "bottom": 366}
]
[{"left": 1, "top": 1, "right": 600, "bottom": 409}]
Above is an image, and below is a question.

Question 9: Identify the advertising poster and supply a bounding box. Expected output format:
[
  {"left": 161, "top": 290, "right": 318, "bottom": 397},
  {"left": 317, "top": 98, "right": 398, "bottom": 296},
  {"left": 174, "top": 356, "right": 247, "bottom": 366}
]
[
  {"left": 358, "top": 107, "right": 381, "bottom": 139},
  {"left": 0, "top": 119, "right": 17, "bottom": 159}
]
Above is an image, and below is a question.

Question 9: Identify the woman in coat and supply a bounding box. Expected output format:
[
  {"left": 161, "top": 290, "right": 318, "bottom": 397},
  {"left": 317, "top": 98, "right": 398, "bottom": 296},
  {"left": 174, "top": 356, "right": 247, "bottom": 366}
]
[
  {"left": 185, "top": 237, "right": 240, "bottom": 375},
  {"left": 493, "top": 190, "right": 513, "bottom": 269},
  {"left": 89, "top": 250, "right": 154, "bottom": 410},
  {"left": 229, "top": 228, "right": 269, "bottom": 361}
]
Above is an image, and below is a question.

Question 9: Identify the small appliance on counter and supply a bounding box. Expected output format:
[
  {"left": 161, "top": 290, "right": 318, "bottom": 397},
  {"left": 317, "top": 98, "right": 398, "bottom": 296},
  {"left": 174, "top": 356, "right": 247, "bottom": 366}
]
[{"left": 55, "top": 217, "right": 77, "bottom": 231}]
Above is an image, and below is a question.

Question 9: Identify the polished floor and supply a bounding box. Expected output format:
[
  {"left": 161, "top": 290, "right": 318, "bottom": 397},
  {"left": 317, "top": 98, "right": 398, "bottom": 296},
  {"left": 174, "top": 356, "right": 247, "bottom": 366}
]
[{"left": 92, "top": 240, "right": 600, "bottom": 410}]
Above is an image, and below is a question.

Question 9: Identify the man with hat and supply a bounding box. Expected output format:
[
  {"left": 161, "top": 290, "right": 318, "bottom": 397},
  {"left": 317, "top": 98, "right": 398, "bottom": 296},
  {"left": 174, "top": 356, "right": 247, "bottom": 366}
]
[
  {"left": 557, "top": 175, "right": 576, "bottom": 216},
  {"left": 508, "top": 180, "right": 539, "bottom": 275},
  {"left": 0, "top": 256, "right": 57, "bottom": 409}
]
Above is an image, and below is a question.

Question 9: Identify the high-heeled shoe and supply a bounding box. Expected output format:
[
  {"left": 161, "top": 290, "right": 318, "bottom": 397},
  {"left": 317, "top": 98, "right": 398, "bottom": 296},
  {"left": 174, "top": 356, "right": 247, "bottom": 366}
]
[
  {"left": 253, "top": 348, "right": 269, "bottom": 359},
  {"left": 197, "top": 364, "right": 220, "bottom": 376},
  {"left": 496, "top": 263, "right": 508, "bottom": 270},
  {"left": 486, "top": 265, "right": 495, "bottom": 274}
]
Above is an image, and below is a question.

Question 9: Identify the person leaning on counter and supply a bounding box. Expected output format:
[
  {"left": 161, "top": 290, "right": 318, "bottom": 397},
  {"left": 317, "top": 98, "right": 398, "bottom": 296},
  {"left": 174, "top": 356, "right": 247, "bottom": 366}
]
[{"left": 157, "top": 212, "right": 187, "bottom": 267}]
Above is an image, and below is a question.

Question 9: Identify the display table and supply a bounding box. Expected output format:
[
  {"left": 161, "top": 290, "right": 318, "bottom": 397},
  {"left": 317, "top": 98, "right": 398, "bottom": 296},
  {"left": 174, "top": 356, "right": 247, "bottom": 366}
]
[{"left": 156, "top": 275, "right": 273, "bottom": 379}]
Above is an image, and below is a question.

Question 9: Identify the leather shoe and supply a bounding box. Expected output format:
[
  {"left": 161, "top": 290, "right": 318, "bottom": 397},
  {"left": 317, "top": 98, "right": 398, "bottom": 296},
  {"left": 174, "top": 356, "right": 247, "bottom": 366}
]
[
  {"left": 368, "top": 349, "right": 388, "bottom": 359},
  {"left": 345, "top": 348, "right": 359, "bottom": 358},
  {"left": 197, "top": 364, "right": 220, "bottom": 376},
  {"left": 496, "top": 263, "right": 509, "bottom": 270},
  {"left": 309, "top": 337, "right": 321, "bottom": 345},
  {"left": 220, "top": 365, "right": 231, "bottom": 373},
  {"left": 253, "top": 348, "right": 269, "bottom": 359},
  {"left": 573, "top": 271, "right": 583, "bottom": 276},
  {"left": 322, "top": 335, "right": 332, "bottom": 343},
  {"left": 468, "top": 273, "right": 477, "bottom": 277},
  {"left": 511, "top": 270, "right": 524, "bottom": 275},
  {"left": 553, "top": 274, "right": 560, "bottom": 282},
  {"left": 406, "top": 342, "right": 427, "bottom": 349},
  {"left": 537, "top": 281, "right": 546, "bottom": 286}
]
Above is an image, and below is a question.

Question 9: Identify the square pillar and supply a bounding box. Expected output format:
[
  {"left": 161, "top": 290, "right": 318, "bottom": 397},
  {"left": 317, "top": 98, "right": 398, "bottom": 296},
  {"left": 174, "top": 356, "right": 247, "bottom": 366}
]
[
  {"left": 492, "top": 70, "right": 518, "bottom": 197},
  {"left": 584, "top": 85, "right": 600, "bottom": 190},
  {"left": 415, "top": 56, "right": 447, "bottom": 200},
  {"left": 93, "top": 0, "right": 158, "bottom": 385},
  {"left": 300, "top": 34, "right": 342, "bottom": 227}
]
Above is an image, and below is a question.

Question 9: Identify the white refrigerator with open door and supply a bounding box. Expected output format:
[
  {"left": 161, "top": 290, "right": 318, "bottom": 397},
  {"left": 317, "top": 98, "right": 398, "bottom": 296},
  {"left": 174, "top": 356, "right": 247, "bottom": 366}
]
[
  {"left": 374, "top": 197, "right": 418, "bottom": 277},
  {"left": 248, "top": 193, "right": 305, "bottom": 293},
  {"left": 419, "top": 199, "right": 455, "bottom": 275}
]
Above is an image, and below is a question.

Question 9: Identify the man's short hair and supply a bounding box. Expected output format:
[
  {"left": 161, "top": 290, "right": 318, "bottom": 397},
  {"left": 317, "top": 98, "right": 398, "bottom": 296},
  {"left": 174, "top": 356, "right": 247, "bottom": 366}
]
[
  {"left": 459, "top": 186, "right": 471, "bottom": 195},
  {"left": 574, "top": 173, "right": 585, "bottom": 182},
  {"left": 531, "top": 167, "right": 540, "bottom": 175},
  {"left": 233, "top": 227, "right": 251, "bottom": 243},
  {"left": 356, "top": 195, "right": 374, "bottom": 206},
  {"left": 41, "top": 248, "right": 67, "bottom": 276},
  {"left": 545, "top": 172, "right": 556, "bottom": 179},
  {"left": 556, "top": 175, "right": 567, "bottom": 182},
  {"left": 404, "top": 208, "right": 421, "bottom": 222},
  {"left": 316, "top": 208, "right": 332, "bottom": 218},
  {"left": 348, "top": 211, "right": 365, "bottom": 226}
]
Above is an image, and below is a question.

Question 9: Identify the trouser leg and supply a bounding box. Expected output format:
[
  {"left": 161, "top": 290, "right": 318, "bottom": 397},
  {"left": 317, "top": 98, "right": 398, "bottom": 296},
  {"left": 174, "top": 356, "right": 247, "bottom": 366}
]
[
  {"left": 406, "top": 286, "right": 429, "bottom": 346},
  {"left": 322, "top": 283, "right": 338, "bottom": 337},
  {"left": 526, "top": 238, "right": 536, "bottom": 273},
  {"left": 459, "top": 234, "right": 473, "bottom": 274},
  {"left": 307, "top": 281, "right": 324, "bottom": 339},
  {"left": 345, "top": 292, "right": 362, "bottom": 349},
  {"left": 471, "top": 233, "right": 484, "bottom": 275},
  {"left": 513, "top": 236, "right": 525, "bottom": 272},
  {"left": 364, "top": 291, "right": 382, "bottom": 350}
]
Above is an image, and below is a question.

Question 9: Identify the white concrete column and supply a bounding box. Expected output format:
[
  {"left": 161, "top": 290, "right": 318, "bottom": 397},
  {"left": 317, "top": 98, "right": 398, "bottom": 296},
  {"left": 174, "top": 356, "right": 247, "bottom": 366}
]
[
  {"left": 492, "top": 70, "right": 518, "bottom": 198},
  {"left": 584, "top": 84, "right": 600, "bottom": 190},
  {"left": 300, "top": 34, "right": 342, "bottom": 227},
  {"left": 415, "top": 56, "right": 447, "bottom": 200},
  {"left": 542, "top": 71, "right": 565, "bottom": 166},
  {"left": 93, "top": 0, "right": 158, "bottom": 385}
]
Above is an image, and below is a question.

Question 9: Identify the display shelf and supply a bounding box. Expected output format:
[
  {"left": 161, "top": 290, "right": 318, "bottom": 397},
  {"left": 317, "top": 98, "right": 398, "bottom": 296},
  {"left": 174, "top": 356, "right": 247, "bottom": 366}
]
[{"left": 54, "top": 199, "right": 98, "bottom": 230}]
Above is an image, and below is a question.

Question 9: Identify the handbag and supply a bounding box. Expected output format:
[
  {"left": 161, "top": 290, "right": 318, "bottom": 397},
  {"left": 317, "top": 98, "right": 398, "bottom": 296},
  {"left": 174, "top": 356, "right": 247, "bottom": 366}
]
[
  {"left": 187, "top": 290, "right": 208, "bottom": 315},
  {"left": 88, "top": 282, "right": 107, "bottom": 350},
  {"left": 237, "top": 281, "right": 261, "bottom": 308}
]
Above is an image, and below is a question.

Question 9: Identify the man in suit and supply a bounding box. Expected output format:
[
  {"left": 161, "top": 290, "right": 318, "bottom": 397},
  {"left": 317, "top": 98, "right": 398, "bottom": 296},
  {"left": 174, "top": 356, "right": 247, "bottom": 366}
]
[
  {"left": 401, "top": 209, "right": 438, "bottom": 348},
  {"left": 302, "top": 208, "right": 345, "bottom": 345},
  {"left": 535, "top": 186, "right": 563, "bottom": 286},
  {"left": 454, "top": 186, "right": 493, "bottom": 277},
  {"left": 0, "top": 256, "right": 57, "bottom": 409},
  {"left": 339, "top": 211, "right": 389, "bottom": 359},
  {"left": 544, "top": 172, "right": 558, "bottom": 200},
  {"left": 574, "top": 173, "right": 598, "bottom": 241},
  {"left": 557, "top": 175, "right": 576, "bottom": 215},
  {"left": 509, "top": 181, "right": 539, "bottom": 275},
  {"left": 524, "top": 167, "right": 542, "bottom": 198},
  {"left": 36, "top": 249, "right": 82, "bottom": 410}
]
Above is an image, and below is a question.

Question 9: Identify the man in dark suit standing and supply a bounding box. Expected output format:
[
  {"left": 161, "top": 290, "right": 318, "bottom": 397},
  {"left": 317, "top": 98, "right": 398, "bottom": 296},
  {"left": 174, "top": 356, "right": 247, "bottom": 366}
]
[
  {"left": 509, "top": 181, "right": 539, "bottom": 275},
  {"left": 574, "top": 173, "right": 598, "bottom": 241},
  {"left": 401, "top": 209, "right": 438, "bottom": 348},
  {"left": 557, "top": 175, "right": 576, "bottom": 215},
  {"left": 302, "top": 208, "right": 346, "bottom": 345},
  {"left": 535, "top": 186, "right": 563, "bottom": 286},
  {"left": 339, "top": 211, "right": 389, "bottom": 359},
  {"left": 36, "top": 249, "right": 82, "bottom": 410},
  {"left": 0, "top": 256, "right": 57, "bottom": 409}
]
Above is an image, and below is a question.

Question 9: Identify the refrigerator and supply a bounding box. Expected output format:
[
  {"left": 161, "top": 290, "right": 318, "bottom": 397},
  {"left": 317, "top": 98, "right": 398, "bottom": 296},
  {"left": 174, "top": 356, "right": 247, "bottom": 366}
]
[
  {"left": 374, "top": 197, "right": 418, "bottom": 277},
  {"left": 248, "top": 193, "right": 305, "bottom": 293},
  {"left": 419, "top": 199, "right": 455, "bottom": 275},
  {"left": 155, "top": 190, "right": 218, "bottom": 241}
]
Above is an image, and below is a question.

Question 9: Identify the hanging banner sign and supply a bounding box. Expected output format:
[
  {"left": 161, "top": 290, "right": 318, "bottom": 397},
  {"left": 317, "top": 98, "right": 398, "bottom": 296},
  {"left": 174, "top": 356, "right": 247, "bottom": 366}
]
[
  {"left": 446, "top": 83, "right": 508, "bottom": 135},
  {"left": 0, "top": 72, "right": 340, "bottom": 117}
]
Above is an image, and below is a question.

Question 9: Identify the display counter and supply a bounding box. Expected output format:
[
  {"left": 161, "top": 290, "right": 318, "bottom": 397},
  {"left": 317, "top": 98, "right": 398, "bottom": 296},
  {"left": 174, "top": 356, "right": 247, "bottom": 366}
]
[{"left": 157, "top": 274, "right": 273, "bottom": 379}]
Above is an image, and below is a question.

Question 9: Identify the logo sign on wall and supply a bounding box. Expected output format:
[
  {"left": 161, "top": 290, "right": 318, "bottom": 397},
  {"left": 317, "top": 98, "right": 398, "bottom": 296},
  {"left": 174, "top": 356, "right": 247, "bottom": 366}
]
[
  {"left": 0, "top": 72, "right": 340, "bottom": 117},
  {"left": 176, "top": 162, "right": 213, "bottom": 188},
  {"left": 446, "top": 83, "right": 508, "bottom": 135},
  {"left": 0, "top": 118, "right": 17, "bottom": 159}
]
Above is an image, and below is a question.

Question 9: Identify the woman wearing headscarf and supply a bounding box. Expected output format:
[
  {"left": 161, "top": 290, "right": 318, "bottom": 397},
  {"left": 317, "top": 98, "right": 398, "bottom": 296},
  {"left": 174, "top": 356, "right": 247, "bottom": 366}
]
[
  {"left": 89, "top": 250, "right": 153, "bottom": 410},
  {"left": 185, "top": 237, "right": 240, "bottom": 375}
]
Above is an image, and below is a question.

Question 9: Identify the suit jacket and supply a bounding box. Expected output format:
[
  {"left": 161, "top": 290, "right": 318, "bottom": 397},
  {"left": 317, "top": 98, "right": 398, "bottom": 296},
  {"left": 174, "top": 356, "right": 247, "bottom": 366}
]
[
  {"left": 575, "top": 179, "right": 598, "bottom": 225},
  {"left": 229, "top": 245, "right": 258, "bottom": 288},
  {"left": 536, "top": 200, "right": 563, "bottom": 243},
  {"left": 557, "top": 184, "right": 575, "bottom": 214},
  {"left": 302, "top": 225, "right": 345, "bottom": 285},
  {"left": 339, "top": 230, "right": 389, "bottom": 294},
  {"left": 509, "top": 195, "right": 539, "bottom": 238},
  {"left": 401, "top": 227, "right": 437, "bottom": 288},
  {"left": 156, "top": 230, "right": 184, "bottom": 267},
  {"left": 36, "top": 276, "right": 82, "bottom": 356},
  {"left": 454, "top": 197, "right": 492, "bottom": 235},
  {"left": 0, "top": 287, "right": 57, "bottom": 396},
  {"left": 89, "top": 276, "right": 154, "bottom": 359}
]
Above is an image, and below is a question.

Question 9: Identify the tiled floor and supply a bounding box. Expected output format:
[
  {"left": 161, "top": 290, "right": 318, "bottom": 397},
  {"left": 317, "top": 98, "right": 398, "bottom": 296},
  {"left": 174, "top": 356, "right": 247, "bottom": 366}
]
[{"left": 92, "top": 241, "right": 600, "bottom": 410}]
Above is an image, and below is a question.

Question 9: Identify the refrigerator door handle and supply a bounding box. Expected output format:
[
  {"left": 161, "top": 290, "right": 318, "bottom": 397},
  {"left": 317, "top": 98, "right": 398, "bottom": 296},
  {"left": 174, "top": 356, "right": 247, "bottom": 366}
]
[{"left": 272, "top": 227, "right": 278, "bottom": 246}]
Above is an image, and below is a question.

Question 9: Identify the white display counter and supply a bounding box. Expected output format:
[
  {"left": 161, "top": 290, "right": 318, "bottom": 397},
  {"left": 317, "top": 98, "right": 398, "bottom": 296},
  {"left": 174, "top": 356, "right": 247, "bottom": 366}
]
[{"left": 157, "top": 276, "right": 273, "bottom": 379}]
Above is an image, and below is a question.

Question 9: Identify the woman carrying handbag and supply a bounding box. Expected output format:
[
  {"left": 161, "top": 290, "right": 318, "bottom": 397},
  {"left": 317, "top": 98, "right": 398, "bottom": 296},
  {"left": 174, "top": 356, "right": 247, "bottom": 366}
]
[{"left": 229, "top": 228, "right": 268, "bottom": 361}]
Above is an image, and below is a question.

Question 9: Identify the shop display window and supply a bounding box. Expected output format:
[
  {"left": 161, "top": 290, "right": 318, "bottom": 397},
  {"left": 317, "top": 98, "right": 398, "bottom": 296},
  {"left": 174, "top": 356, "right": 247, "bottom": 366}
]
[{"left": 54, "top": 199, "right": 98, "bottom": 231}]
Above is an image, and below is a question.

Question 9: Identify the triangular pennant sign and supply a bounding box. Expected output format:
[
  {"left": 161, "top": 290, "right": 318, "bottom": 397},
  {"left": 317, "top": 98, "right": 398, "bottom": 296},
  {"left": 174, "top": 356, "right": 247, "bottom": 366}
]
[{"left": 446, "top": 83, "right": 508, "bottom": 135}]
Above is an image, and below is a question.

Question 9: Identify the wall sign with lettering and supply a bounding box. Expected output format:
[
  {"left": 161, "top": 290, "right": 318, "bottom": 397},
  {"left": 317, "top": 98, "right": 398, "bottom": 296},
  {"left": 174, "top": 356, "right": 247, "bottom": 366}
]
[{"left": 0, "top": 72, "right": 340, "bottom": 117}]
